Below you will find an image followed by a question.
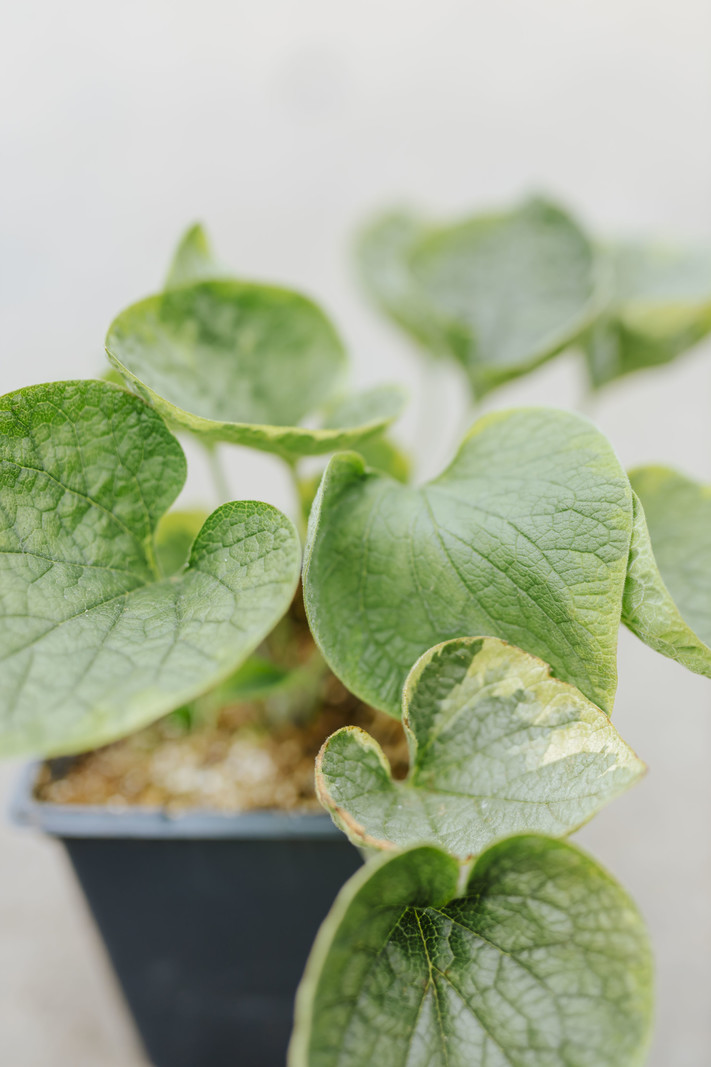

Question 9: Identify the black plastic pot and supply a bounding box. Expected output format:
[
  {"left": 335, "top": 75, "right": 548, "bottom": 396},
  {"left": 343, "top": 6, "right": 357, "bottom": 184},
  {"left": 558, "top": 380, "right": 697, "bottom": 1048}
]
[{"left": 10, "top": 765, "right": 362, "bottom": 1067}]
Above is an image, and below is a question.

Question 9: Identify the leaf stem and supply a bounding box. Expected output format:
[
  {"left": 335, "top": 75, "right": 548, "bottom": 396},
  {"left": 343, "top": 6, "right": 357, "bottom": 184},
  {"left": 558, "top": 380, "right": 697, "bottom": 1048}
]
[
  {"left": 145, "top": 535, "right": 163, "bottom": 581},
  {"left": 413, "top": 354, "right": 442, "bottom": 475},
  {"left": 283, "top": 455, "right": 309, "bottom": 540},
  {"left": 205, "top": 443, "right": 231, "bottom": 504},
  {"left": 413, "top": 356, "right": 472, "bottom": 479}
]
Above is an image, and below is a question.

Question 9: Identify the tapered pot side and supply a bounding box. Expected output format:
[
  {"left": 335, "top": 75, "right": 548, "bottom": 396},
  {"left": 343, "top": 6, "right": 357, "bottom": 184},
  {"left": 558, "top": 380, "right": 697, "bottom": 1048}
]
[{"left": 10, "top": 764, "right": 361, "bottom": 1067}]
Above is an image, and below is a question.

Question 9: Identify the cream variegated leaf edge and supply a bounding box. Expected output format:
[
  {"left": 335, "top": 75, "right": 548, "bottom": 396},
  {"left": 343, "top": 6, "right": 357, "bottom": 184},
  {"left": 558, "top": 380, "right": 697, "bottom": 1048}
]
[
  {"left": 316, "top": 637, "right": 644, "bottom": 859},
  {"left": 106, "top": 280, "right": 405, "bottom": 461}
]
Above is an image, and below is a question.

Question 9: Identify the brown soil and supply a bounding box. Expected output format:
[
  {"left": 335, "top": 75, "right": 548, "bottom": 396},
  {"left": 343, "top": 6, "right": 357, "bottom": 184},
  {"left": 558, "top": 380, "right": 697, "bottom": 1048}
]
[{"left": 35, "top": 674, "right": 409, "bottom": 814}]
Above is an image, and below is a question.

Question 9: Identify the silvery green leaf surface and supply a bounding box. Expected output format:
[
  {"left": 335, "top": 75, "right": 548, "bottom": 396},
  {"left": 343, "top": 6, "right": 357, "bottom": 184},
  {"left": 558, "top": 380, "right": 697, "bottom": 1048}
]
[
  {"left": 356, "top": 211, "right": 448, "bottom": 355},
  {"left": 585, "top": 242, "right": 711, "bottom": 388},
  {"left": 358, "top": 198, "right": 601, "bottom": 398},
  {"left": 316, "top": 637, "right": 644, "bottom": 859},
  {"left": 105, "top": 282, "right": 404, "bottom": 460},
  {"left": 320, "top": 385, "right": 407, "bottom": 434},
  {"left": 164, "top": 223, "right": 230, "bottom": 289},
  {"left": 304, "top": 408, "right": 633, "bottom": 718},
  {"left": 289, "top": 838, "right": 654, "bottom": 1067},
  {"left": 623, "top": 467, "right": 711, "bottom": 678},
  {"left": 0, "top": 380, "right": 301, "bottom": 757}
]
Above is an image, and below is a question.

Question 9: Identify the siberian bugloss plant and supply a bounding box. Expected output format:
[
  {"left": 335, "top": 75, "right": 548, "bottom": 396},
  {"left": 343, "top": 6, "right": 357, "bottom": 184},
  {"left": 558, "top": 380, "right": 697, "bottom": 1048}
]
[
  {"left": 2, "top": 203, "right": 710, "bottom": 1065},
  {"left": 357, "top": 195, "right": 711, "bottom": 397}
]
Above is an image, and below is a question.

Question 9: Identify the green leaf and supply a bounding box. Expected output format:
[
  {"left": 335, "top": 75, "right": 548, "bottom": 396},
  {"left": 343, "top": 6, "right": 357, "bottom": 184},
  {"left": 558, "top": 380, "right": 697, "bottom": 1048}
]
[
  {"left": 173, "top": 655, "right": 296, "bottom": 728},
  {"left": 297, "top": 437, "right": 412, "bottom": 532},
  {"left": 304, "top": 408, "right": 633, "bottom": 718},
  {"left": 0, "top": 380, "right": 301, "bottom": 757},
  {"left": 154, "top": 508, "right": 208, "bottom": 576},
  {"left": 165, "top": 223, "right": 229, "bottom": 289},
  {"left": 290, "top": 838, "right": 654, "bottom": 1067},
  {"left": 105, "top": 283, "right": 404, "bottom": 460},
  {"left": 622, "top": 467, "right": 711, "bottom": 678},
  {"left": 321, "top": 385, "right": 407, "bottom": 434},
  {"left": 316, "top": 637, "right": 644, "bottom": 859},
  {"left": 358, "top": 198, "right": 602, "bottom": 398},
  {"left": 356, "top": 211, "right": 447, "bottom": 355},
  {"left": 211, "top": 654, "right": 292, "bottom": 701},
  {"left": 585, "top": 242, "right": 711, "bottom": 387}
]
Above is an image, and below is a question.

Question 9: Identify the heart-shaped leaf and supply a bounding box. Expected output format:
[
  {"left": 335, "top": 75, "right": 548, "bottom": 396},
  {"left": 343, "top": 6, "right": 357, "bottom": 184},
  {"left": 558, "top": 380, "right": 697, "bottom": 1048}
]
[
  {"left": 622, "top": 467, "right": 711, "bottom": 678},
  {"left": 289, "top": 837, "right": 654, "bottom": 1067},
  {"left": 316, "top": 637, "right": 644, "bottom": 859},
  {"left": 0, "top": 380, "right": 301, "bottom": 757},
  {"left": 105, "top": 282, "right": 404, "bottom": 460},
  {"left": 304, "top": 408, "right": 633, "bottom": 718},
  {"left": 358, "top": 198, "right": 602, "bottom": 398},
  {"left": 165, "top": 223, "right": 230, "bottom": 289},
  {"left": 585, "top": 242, "right": 711, "bottom": 388}
]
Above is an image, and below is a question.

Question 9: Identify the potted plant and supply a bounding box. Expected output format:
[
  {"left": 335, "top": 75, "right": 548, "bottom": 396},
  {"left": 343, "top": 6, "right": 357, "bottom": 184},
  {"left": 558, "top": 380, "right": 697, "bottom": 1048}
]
[
  {"left": 356, "top": 194, "right": 711, "bottom": 398},
  {"left": 4, "top": 204, "right": 711, "bottom": 1066},
  {"left": 5, "top": 223, "right": 408, "bottom": 1067}
]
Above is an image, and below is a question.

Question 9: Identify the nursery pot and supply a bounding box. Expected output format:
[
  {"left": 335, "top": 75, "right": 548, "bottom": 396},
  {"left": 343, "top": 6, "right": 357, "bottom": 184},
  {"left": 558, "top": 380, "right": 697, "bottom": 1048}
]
[{"left": 10, "top": 764, "right": 362, "bottom": 1067}]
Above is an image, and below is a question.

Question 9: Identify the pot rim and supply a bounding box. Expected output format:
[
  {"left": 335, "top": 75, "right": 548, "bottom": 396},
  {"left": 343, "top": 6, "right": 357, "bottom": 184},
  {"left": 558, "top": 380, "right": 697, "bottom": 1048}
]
[{"left": 9, "top": 761, "right": 343, "bottom": 841}]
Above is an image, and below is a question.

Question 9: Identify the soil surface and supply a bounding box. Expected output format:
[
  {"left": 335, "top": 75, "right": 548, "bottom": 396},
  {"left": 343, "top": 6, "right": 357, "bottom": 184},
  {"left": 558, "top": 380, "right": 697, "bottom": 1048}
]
[{"left": 35, "top": 674, "right": 408, "bottom": 814}]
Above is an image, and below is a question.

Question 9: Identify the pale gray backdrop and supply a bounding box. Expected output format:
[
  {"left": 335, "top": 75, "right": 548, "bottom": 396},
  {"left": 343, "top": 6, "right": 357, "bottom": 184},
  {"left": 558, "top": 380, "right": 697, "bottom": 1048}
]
[{"left": 1, "top": 1, "right": 710, "bottom": 1063}]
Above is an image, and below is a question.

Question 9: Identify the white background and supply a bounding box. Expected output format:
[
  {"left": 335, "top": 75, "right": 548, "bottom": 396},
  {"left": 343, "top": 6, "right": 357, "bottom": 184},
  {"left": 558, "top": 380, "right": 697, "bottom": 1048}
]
[{"left": 1, "top": 2, "right": 710, "bottom": 1063}]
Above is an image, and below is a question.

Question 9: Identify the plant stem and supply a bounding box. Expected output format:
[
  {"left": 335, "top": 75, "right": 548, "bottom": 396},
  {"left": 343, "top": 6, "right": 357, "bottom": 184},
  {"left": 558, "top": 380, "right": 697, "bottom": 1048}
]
[
  {"left": 413, "top": 354, "right": 441, "bottom": 475},
  {"left": 205, "top": 443, "right": 231, "bottom": 504},
  {"left": 283, "top": 456, "right": 309, "bottom": 540},
  {"left": 413, "top": 355, "right": 473, "bottom": 480}
]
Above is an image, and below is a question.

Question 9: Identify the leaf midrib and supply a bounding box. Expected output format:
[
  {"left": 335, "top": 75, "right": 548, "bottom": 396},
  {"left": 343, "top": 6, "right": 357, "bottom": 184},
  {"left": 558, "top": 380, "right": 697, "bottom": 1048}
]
[{"left": 420, "top": 489, "right": 597, "bottom": 697}]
